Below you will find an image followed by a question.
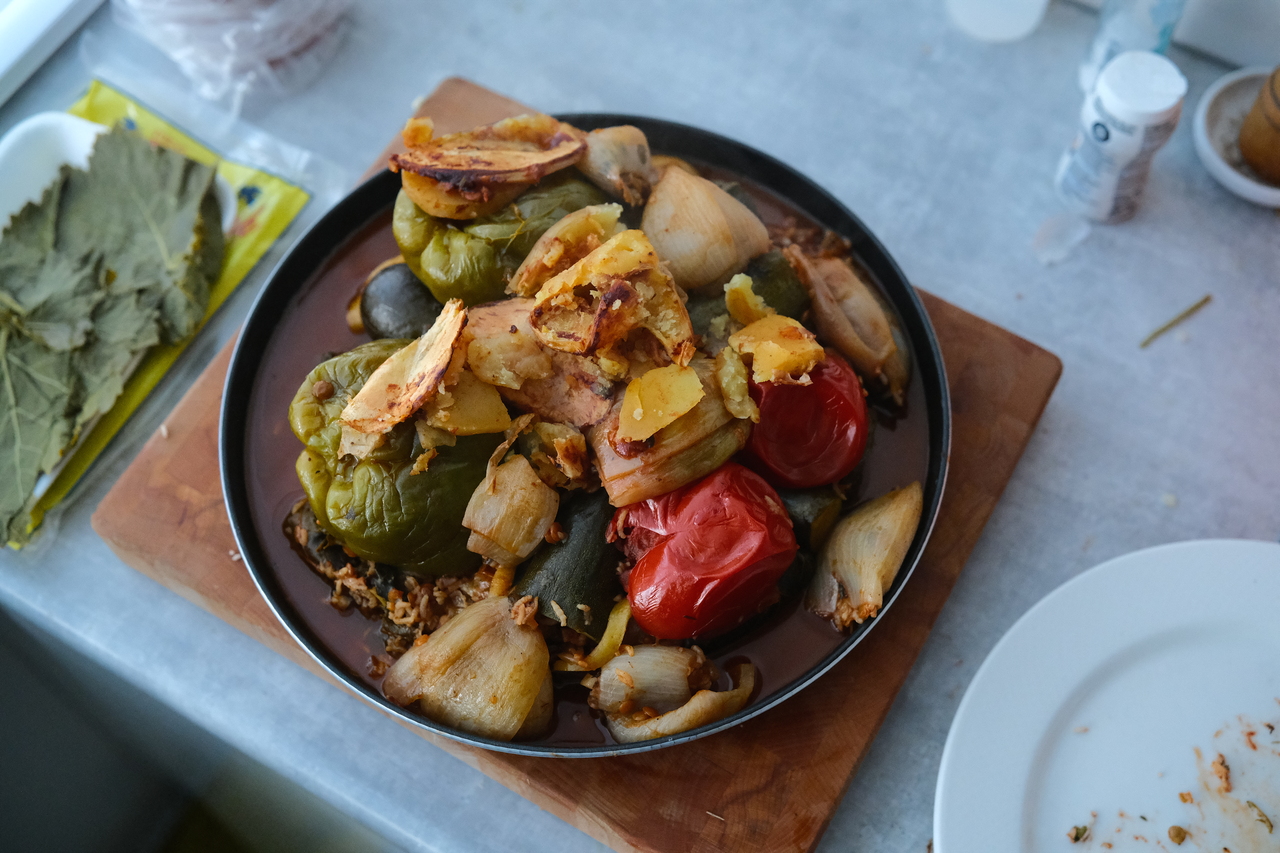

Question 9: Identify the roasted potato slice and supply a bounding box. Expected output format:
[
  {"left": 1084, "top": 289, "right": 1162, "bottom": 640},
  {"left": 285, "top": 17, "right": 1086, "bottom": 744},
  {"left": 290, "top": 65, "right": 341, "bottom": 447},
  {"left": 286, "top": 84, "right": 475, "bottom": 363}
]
[
  {"left": 507, "top": 203, "right": 625, "bottom": 298},
  {"left": 339, "top": 300, "right": 468, "bottom": 441},
  {"left": 390, "top": 114, "right": 587, "bottom": 220},
  {"left": 529, "top": 230, "right": 696, "bottom": 368},
  {"left": 728, "top": 314, "right": 825, "bottom": 384}
]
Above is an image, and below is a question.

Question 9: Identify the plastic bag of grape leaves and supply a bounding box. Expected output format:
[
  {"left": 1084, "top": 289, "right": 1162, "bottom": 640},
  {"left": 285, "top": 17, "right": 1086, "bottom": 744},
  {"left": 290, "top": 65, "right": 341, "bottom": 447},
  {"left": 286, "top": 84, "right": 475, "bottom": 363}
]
[{"left": 0, "top": 47, "right": 348, "bottom": 548}]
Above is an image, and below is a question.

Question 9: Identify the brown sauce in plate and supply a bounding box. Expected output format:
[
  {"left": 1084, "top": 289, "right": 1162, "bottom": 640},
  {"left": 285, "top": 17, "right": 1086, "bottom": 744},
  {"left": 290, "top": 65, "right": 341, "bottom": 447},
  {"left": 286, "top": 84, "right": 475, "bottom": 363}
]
[{"left": 241, "top": 168, "right": 931, "bottom": 747}]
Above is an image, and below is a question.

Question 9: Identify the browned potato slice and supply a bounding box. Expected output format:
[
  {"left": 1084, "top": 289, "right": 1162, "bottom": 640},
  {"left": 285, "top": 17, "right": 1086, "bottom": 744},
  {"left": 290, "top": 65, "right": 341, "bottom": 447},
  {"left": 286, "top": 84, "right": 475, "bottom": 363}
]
[
  {"left": 390, "top": 114, "right": 587, "bottom": 220},
  {"left": 422, "top": 369, "right": 512, "bottom": 436},
  {"left": 530, "top": 230, "right": 696, "bottom": 368},
  {"left": 398, "top": 172, "right": 526, "bottom": 220},
  {"left": 723, "top": 273, "right": 773, "bottom": 326},
  {"left": 339, "top": 300, "right": 467, "bottom": 440},
  {"left": 615, "top": 364, "right": 706, "bottom": 443},
  {"left": 728, "top": 314, "right": 825, "bottom": 384},
  {"left": 507, "top": 203, "right": 625, "bottom": 297}
]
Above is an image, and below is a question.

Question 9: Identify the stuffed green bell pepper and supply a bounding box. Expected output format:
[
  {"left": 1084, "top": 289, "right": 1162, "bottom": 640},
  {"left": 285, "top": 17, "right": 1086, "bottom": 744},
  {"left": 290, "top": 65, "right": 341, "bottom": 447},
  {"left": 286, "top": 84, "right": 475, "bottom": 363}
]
[
  {"left": 289, "top": 339, "right": 502, "bottom": 577},
  {"left": 392, "top": 172, "right": 609, "bottom": 305}
]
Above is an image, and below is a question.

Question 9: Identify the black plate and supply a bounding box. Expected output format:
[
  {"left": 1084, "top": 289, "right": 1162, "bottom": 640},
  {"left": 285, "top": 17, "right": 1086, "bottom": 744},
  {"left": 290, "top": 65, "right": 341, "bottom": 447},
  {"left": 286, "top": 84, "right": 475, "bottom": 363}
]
[{"left": 220, "top": 115, "right": 951, "bottom": 757}]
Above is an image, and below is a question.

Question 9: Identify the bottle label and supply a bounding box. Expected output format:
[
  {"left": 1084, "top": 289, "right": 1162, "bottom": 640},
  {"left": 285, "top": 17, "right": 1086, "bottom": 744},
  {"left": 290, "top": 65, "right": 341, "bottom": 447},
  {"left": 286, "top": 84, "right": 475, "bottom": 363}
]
[{"left": 1055, "top": 94, "right": 1179, "bottom": 222}]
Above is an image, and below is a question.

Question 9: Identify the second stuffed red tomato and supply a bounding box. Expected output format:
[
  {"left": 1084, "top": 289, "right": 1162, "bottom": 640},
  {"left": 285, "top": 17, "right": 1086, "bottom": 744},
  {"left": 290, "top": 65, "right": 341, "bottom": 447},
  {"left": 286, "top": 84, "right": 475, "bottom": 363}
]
[
  {"left": 613, "top": 463, "right": 798, "bottom": 640},
  {"left": 746, "top": 352, "right": 869, "bottom": 489}
]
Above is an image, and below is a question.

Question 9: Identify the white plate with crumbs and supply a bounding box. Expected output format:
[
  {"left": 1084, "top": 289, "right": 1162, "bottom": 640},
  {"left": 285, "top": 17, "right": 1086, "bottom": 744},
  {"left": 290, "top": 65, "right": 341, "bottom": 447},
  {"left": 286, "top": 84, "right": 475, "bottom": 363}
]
[{"left": 935, "top": 539, "right": 1280, "bottom": 853}]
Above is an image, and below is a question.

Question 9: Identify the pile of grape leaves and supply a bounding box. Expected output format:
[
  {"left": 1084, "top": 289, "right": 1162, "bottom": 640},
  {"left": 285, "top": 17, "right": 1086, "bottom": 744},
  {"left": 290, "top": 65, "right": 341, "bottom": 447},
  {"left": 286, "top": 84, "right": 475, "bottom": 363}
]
[{"left": 0, "top": 125, "right": 224, "bottom": 544}]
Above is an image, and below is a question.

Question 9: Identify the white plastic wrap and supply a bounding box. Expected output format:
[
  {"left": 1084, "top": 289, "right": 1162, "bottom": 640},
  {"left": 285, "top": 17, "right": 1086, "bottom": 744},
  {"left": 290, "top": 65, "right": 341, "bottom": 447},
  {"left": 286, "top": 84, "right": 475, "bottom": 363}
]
[{"left": 110, "top": 0, "right": 352, "bottom": 110}]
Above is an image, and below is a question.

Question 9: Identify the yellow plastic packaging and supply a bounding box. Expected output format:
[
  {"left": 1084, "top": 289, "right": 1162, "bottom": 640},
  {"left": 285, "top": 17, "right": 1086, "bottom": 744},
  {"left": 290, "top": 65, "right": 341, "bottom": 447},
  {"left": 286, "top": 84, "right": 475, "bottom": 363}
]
[{"left": 15, "top": 80, "right": 311, "bottom": 544}]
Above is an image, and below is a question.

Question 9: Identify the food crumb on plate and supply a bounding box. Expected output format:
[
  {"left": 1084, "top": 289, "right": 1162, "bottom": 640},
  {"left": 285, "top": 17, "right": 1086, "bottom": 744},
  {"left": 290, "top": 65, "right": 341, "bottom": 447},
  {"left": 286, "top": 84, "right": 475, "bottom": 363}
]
[
  {"left": 1211, "top": 752, "right": 1232, "bottom": 793},
  {"left": 1247, "top": 801, "right": 1273, "bottom": 833}
]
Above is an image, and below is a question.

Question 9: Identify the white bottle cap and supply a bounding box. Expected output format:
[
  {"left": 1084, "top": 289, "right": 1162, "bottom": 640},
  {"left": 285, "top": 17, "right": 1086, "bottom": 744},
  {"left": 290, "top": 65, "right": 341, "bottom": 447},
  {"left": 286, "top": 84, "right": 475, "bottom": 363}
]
[{"left": 1095, "top": 51, "right": 1189, "bottom": 126}]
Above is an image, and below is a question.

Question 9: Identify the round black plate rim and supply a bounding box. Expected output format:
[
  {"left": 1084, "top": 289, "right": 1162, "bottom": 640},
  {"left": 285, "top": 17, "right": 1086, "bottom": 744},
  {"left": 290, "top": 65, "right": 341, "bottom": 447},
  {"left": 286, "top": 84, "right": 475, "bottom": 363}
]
[{"left": 219, "top": 113, "right": 951, "bottom": 758}]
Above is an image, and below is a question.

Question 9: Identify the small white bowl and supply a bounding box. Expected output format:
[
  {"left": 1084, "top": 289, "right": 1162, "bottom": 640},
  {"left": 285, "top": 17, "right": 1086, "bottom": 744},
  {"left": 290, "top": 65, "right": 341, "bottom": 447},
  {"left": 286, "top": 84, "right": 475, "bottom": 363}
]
[
  {"left": 0, "top": 111, "right": 237, "bottom": 233},
  {"left": 1192, "top": 66, "right": 1280, "bottom": 208}
]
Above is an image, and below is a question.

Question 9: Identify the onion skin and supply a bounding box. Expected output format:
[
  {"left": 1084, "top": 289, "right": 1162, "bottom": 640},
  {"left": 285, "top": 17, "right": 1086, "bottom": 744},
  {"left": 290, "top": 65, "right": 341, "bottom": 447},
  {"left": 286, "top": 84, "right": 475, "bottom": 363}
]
[
  {"left": 339, "top": 300, "right": 467, "bottom": 442},
  {"left": 463, "top": 454, "right": 560, "bottom": 569},
  {"left": 604, "top": 663, "right": 756, "bottom": 744},
  {"left": 641, "top": 168, "right": 769, "bottom": 291},
  {"left": 786, "top": 246, "right": 911, "bottom": 404},
  {"left": 514, "top": 669, "right": 555, "bottom": 740},
  {"left": 382, "top": 595, "right": 550, "bottom": 741},
  {"left": 588, "top": 357, "right": 750, "bottom": 507},
  {"left": 590, "top": 645, "right": 709, "bottom": 715},
  {"left": 806, "top": 482, "right": 923, "bottom": 630},
  {"left": 577, "top": 126, "right": 659, "bottom": 206}
]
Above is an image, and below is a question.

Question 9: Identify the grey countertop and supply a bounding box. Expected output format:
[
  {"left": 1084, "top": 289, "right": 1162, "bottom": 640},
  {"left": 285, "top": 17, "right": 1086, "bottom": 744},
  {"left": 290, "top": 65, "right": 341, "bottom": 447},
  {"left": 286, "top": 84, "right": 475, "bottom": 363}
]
[{"left": 1, "top": 2, "right": 1277, "bottom": 851}]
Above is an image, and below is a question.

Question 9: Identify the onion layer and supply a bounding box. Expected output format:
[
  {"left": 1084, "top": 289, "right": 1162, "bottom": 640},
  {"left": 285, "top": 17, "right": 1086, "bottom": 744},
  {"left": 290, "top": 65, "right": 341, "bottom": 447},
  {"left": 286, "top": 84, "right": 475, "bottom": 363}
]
[
  {"left": 590, "top": 645, "right": 709, "bottom": 715},
  {"left": 604, "top": 663, "right": 756, "bottom": 744},
  {"left": 641, "top": 168, "right": 769, "bottom": 291},
  {"left": 382, "top": 595, "right": 550, "bottom": 741},
  {"left": 806, "top": 482, "right": 923, "bottom": 630},
  {"left": 463, "top": 454, "right": 560, "bottom": 569}
]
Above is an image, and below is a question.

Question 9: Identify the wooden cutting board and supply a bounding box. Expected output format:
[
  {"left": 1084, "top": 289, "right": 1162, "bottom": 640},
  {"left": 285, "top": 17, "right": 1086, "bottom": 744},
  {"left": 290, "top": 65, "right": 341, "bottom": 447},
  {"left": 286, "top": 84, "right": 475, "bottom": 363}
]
[{"left": 91, "top": 78, "right": 1062, "bottom": 853}]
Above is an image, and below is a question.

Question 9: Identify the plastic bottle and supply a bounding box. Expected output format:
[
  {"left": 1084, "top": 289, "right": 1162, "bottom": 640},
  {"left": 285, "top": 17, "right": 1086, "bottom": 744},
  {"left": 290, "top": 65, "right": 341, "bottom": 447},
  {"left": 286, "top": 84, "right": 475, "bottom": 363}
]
[
  {"left": 1055, "top": 51, "right": 1188, "bottom": 224},
  {"left": 1079, "top": 0, "right": 1188, "bottom": 92}
]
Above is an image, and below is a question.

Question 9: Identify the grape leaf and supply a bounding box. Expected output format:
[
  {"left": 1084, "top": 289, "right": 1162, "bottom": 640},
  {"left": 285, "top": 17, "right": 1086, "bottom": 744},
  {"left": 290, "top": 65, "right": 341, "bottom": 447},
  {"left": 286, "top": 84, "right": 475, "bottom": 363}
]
[
  {"left": 0, "top": 125, "right": 224, "bottom": 544},
  {"left": 72, "top": 287, "right": 161, "bottom": 433},
  {"left": 55, "top": 126, "right": 222, "bottom": 344},
  {"left": 0, "top": 325, "right": 77, "bottom": 542}
]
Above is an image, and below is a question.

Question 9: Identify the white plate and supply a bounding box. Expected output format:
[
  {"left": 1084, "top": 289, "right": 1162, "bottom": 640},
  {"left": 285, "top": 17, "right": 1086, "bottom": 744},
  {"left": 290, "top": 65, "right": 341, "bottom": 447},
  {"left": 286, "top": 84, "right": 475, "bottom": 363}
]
[{"left": 935, "top": 539, "right": 1280, "bottom": 852}]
